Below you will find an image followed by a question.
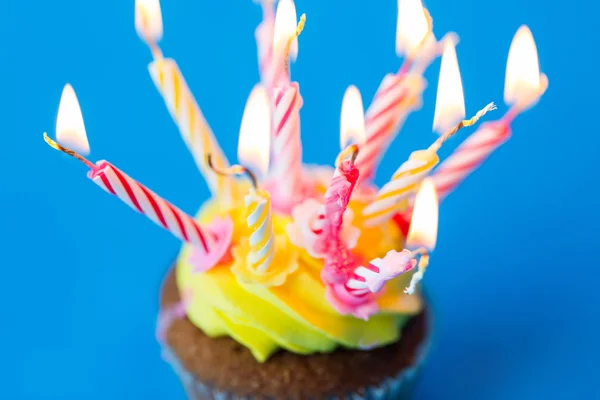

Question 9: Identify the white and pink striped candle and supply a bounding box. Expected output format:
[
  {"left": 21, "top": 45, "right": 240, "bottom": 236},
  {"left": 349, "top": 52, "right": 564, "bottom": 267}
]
[
  {"left": 430, "top": 26, "right": 549, "bottom": 204},
  {"left": 46, "top": 85, "right": 232, "bottom": 271},
  {"left": 356, "top": 72, "right": 426, "bottom": 182},
  {"left": 355, "top": 0, "right": 441, "bottom": 182},
  {"left": 266, "top": 0, "right": 305, "bottom": 212},
  {"left": 348, "top": 178, "right": 439, "bottom": 296}
]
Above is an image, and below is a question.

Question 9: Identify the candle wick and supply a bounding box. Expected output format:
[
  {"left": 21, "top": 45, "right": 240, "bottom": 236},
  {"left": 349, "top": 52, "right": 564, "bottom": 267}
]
[
  {"left": 206, "top": 154, "right": 259, "bottom": 189},
  {"left": 397, "top": 58, "right": 412, "bottom": 76},
  {"left": 429, "top": 102, "right": 497, "bottom": 152},
  {"left": 43, "top": 133, "right": 95, "bottom": 169},
  {"left": 335, "top": 144, "right": 359, "bottom": 166},
  {"left": 350, "top": 146, "right": 359, "bottom": 164},
  {"left": 409, "top": 247, "right": 428, "bottom": 259},
  {"left": 148, "top": 40, "right": 164, "bottom": 60},
  {"left": 283, "top": 13, "right": 306, "bottom": 77}
]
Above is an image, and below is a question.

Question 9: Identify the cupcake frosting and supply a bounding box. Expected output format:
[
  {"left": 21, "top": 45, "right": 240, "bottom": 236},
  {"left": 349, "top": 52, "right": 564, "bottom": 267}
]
[{"left": 176, "top": 170, "right": 423, "bottom": 362}]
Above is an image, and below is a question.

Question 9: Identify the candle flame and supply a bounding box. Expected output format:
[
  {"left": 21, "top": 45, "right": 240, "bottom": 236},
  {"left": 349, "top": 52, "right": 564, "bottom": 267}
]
[
  {"left": 396, "top": 0, "right": 430, "bottom": 57},
  {"left": 504, "top": 25, "right": 546, "bottom": 108},
  {"left": 407, "top": 178, "right": 438, "bottom": 251},
  {"left": 135, "top": 0, "right": 163, "bottom": 42},
  {"left": 340, "top": 85, "right": 366, "bottom": 149},
  {"left": 238, "top": 85, "right": 272, "bottom": 179},
  {"left": 433, "top": 39, "right": 466, "bottom": 134},
  {"left": 56, "top": 84, "right": 90, "bottom": 155},
  {"left": 273, "top": 0, "right": 298, "bottom": 61}
]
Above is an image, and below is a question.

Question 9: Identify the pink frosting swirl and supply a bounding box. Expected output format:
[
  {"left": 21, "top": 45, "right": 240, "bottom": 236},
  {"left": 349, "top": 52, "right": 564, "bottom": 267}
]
[{"left": 285, "top": 198, "right": 360, "bottom": 258}]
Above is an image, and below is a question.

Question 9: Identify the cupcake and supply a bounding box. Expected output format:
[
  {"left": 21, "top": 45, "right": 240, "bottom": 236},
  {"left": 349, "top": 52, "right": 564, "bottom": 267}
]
[
  {"left": 157, "top": 165, "right": 433, "bottom": 400},
  {"left": 39, "top": 0, "right": 546, "bottom": 397}
]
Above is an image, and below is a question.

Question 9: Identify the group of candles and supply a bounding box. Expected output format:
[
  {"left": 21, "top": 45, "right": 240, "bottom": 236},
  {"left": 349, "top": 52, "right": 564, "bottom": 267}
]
[{"left": 45, "top": 0, "right": 547, "bottom": 316}]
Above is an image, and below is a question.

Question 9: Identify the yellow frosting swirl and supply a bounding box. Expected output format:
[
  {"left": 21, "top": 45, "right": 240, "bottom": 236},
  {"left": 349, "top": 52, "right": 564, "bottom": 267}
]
[{"left": 176, "top": 176, "right": 423, "bottom": 362}]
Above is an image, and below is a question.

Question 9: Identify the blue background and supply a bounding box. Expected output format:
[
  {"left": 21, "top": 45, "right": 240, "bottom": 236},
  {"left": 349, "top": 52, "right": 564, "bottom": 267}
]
[{"left": 2, "top": 0, "right": 598, "bottom": 398}]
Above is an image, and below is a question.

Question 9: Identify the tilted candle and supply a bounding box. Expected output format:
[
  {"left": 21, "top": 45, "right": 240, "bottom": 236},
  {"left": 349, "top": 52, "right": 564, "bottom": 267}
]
[
  {"left": 347, "top": 178, "right": 438, "bottom": 295},
  {"left": 362, "top": 41, "right": 496, "bottom": 227},
  {"left": 355, "top": 0, "right": 443, "bottom": 181},
  {"left": 431, "top": 26, "right": 548, "bottom": 202},
  {"left": 270, "top": 82, "right": 303, "bottom": 209},
  {"left": 403, "top": 178, "right": 438, "bottom": 294},
  {"left": 267, "top": 1, "right": 305, "bottom": 212},
  {"left": 321, "top": 86, "right": 364, "bottom": 283},
  {"left": 45, "top": 85, "right": 233, "bottom": 270},
  {"left": 135, "top": 0, "right": 234, "bottom": 208},
  {"left": 323, "top": 86, "right": 365, "bottom": 245}
]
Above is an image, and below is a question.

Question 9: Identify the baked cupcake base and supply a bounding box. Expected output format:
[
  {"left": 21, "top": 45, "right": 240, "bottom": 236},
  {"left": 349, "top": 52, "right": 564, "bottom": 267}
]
[{"left": 160, "top": 268, "right": 431, "bottom": 400}]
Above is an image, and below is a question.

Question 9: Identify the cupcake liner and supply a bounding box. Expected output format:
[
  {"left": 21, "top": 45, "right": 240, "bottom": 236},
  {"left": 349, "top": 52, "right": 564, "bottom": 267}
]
[{"left": 160, "top": 310, "right": 433, "bottom": 400}]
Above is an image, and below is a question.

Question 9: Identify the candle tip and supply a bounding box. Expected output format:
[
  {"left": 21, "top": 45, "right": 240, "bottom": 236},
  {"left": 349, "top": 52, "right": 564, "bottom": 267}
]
[
  {"left": 284, "top": 12, "right": 306, "bottom": 73},
  {"left": 433, "top": 40, "right": 465, "bottom": 134},
  {"left": 206, "top": 154, "right": 258, "bottom": 190},
  {"left": 504, "top": 25, "right": 546, "bottom": 110},
  {"left": 430, "top": 102, "right": 497, "bottom": 151}
]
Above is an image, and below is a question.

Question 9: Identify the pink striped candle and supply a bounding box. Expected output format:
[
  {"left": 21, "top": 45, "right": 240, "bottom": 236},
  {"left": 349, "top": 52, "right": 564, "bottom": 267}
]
[
  {"left": 321, "top": 181, "right": 358, "bottom": 284},
  {"left": 89, "top": 161, "right": 217, "bottom": 253},
  {"left": 323, "top": 152, "right": 359, "bottom": 245},
  {"left": 354, "top": 0, "right": 440, "bottom": 182},
  {"left": 355, "top": 71, "right": 426, "bottom": 181},
  {"left": 430, "top": 26, "right": 549, "bottom": 203},
  {"left": 431, "top": 121, "right": 510, "bottom": 201},
  {"left": 44, "top": 143, "right": 232, "bottom": 271},
  {"left": 320, "top": 86, "right": 365, "bottom": 282},
  {"left": 266, "top": 2, "right": 305, "bottom": 212},
  {"left": 44, "top": 84, "right": 232, "bottom": 271},
  {"left": 355, "top": 34, "right": 454, "bottom": 182}
]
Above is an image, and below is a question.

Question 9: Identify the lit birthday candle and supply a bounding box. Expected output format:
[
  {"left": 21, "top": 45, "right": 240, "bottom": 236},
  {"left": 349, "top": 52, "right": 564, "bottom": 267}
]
[
  {"left": 430, "top": 26, "right": 549, "bottom": 202},
  {"left": 321, "top": 85, "right": 365, "bottom": 282},
  {"left": 355, "top": 0, "right": 445, "bottom": 181},
  {"left": 267, "top": 0, "right": 305, "bottom": 212},
  {"left": 239, "top": 88, "right": 275, "bottom": 275},
  {"left": 135, "top": 0, "right": 234, "bottom": 207},
  {"left": 346, "top": 178, "right": 438, "bottom": 295},
  {"left": 362, "top": 40, "right": 496, "bottom": 227},
  {"left": 45, "top": 85, "right": 233, "bottom": 270},
  {"left": 207, "top": 86, "right": 297, "bottom": 286},
  {"left": 323, "top": 85, "right": 365, "bottom": 243},
  {"left": 403, "top": 178, "right": 438, "bottom": 294}
]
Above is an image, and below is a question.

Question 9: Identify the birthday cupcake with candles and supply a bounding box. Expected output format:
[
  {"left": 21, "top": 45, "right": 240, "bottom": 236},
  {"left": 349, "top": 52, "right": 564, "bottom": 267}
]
[{"left": 44, "top": 0, "right": 548, "bottom": 398}]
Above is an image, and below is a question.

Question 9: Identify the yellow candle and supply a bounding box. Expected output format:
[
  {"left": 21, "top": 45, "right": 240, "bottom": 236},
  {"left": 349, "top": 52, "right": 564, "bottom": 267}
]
[{"left": 135, "top": 0, "right": 234, "bottom": 207}]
